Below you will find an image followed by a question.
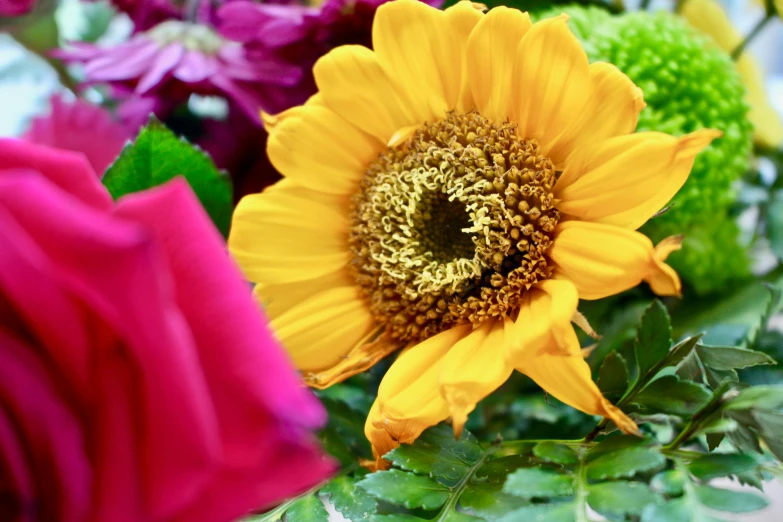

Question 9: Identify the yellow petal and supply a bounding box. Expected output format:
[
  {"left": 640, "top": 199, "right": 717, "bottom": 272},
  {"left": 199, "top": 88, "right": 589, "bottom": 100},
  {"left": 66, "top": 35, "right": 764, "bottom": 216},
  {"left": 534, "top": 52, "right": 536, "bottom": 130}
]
[
  {"left": 267, "top": 104, "right": 383, "bottom": 195},
  {"left": 549, "top": 221, "right": 681, "bottom": 300},
  {"left": 261, "top": 93, "right": 324, "bottom": 132},
  {"left": 254, "top": 268, "right": 354, "bottom": 321},
  {"left": 681, "top": 0, "right": 783, "bottom": 147},
  {"left": 314, "top": 45, "right": 422, "bottom": 143},
  {"left": 271, "top": 286, "right": 376, "bottom": 372},
  {"left": 553, "top": 62, "right": 645, "bottom": 163},
  {"left": 439, "top": 319, "right": 512, "bottom": 436},
  {"left": 649, "top": 235, "right": 684, "bottom": 297},
  {"left": 555, "top": 130, "right": 721, "bottom": 230},
  {"left": 466, "top": 6, "right": 531, "bottom": 122},
  {"left": 373, "top": 0, "right": 460, "bottom": 120},
  {"left": 445, "top": 1, "right": 485, "bottom": 111},
  {"left": 228, "top": 181, "right": 350, "bottom": 285},
  {"left": 305, "top": 328, "right": 402, "bottom": 389},
  {"left": 365, "top": 399, "right": 398, "bottom": 471},
  {"left": 505, "top": 278, "right": 579, "bottom": 362},
  {"left": 374, "top": 325, "right": 472, "bottom": 445},
  {"left": 511, "top": 14, "right": 591, "bottom": 166},
  {"left": 518, "top": 342, "right": 639, "bottom": 435}
]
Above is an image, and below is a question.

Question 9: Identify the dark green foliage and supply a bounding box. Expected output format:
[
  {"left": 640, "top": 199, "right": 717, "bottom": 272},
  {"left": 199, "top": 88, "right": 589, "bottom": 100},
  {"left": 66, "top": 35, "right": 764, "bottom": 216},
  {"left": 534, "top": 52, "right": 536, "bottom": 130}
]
[{"left": 103, "top": 117, "right": 233, "bottom": 236}]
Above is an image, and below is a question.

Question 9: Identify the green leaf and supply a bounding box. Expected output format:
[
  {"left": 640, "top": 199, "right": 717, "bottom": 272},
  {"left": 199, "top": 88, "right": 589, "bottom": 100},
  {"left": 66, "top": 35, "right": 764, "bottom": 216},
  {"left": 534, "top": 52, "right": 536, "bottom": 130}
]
[
  {"left": 357, "top": 469, "right": 449, "bottom": 510},
  {"left": 319, "top": 476, "right": 377, "bottom": 520},
  {"left": 694, "top": 485, "right": 769, "bottom": 513},
  {"left": 695, "top": 345, "right": 776, "bottom": 370},
  {"left": 496, "top": 503, "right": 576, "bottom": 522},
  {"left": 458, "top": 483, "right": 529, "bottom": 519},
  {"left": 587, "top": 481, "right": 660, "bottom": 517},
  {"left": 283, "top": 495, "right": 329, "bottom": 522},
  {"left": 503, "top": 468, "right": 574, "bottom": 499},
  {"left": 586, "top": 446, "right": 666, "bottom": 480},
  {"left": 641, "top": 499, "right": 699, "bottom": 522},
  {"left": 687, "top": 454, "right": 758, "bottom": 480},
  {"left": 474, "top": 455, "right": 535, "bottom": 483},
  {"left": 697, "top": 416, "right": 739, "bottom": 436},
  {"left": 632, "top": 375, "right": 711, "bottom": 415},
  {"left": 388, "top": 425, "right": 482, "bottom": 481},
  {"left": 532, "top": 442, "right": 578, "bottom": 465},
  {"left": 665, "top": 335, "right": 703, "bottom": 369},
  {"left": 587, "top": 435, "right": 648, "bottom": 462},
  {"left": 725, "top": 385, "right": 783, "bottom": 411},
  {"left": 103, "top": 117, "right": 233, "bottom": 236},
  {"left": 650, "top": 470, "right": 685, "bottom": 496},
  {"left": 752, "top": 410, "right": 783, "bottom": 461},
  {"left": 371, "top": 515, "right": 427, "bottom": 522},
  {"left": 634, "top": 300, "right": 672, "bottom": 379},
  {"left": 596, "top": 352, "right": 629, "bottom": 402},
  {"left": 319, "top": 398, "right": 372, "bottom": 465}
]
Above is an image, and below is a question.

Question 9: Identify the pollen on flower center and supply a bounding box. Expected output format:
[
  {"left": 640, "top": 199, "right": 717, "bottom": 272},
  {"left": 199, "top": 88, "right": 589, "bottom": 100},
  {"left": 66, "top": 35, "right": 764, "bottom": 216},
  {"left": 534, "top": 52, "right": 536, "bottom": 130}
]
[
  {"left": 349, "top": 111, "right": 561, "bottom": 343},
  {"left": 145, "top": 21, "right": 225, "bottom": 54}
]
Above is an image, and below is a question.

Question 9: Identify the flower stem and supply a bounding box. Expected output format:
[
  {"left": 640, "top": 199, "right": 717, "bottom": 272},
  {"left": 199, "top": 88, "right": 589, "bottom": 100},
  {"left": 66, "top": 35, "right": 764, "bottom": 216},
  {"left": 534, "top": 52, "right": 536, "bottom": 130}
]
[{"left": 731, "top": 13, "right": 774, "bottom": 61}]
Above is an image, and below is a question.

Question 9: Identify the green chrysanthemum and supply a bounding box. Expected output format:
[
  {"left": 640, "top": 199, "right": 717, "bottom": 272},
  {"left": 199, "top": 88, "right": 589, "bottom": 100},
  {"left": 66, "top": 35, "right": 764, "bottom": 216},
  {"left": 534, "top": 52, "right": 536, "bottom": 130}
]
[{"left": 537, "top": 6, "right": 753, "bottom": 293}]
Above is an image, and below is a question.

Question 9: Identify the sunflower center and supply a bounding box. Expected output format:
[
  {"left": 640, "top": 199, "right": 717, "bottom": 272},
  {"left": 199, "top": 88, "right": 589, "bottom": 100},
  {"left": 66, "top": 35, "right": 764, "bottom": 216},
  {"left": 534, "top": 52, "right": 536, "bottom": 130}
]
[{"left": 349, "top": 111, "right": 560, "bottom": 343}]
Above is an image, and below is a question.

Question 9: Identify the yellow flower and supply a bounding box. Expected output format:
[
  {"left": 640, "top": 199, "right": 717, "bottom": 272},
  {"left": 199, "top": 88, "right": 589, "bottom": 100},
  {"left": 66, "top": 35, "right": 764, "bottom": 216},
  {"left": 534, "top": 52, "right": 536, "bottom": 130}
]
[
  {"left": 229, "top": 0, "right": 719, "bottom": 467},
  {"left": 681, "top": 0, "right": 783, "bottom": 148}
]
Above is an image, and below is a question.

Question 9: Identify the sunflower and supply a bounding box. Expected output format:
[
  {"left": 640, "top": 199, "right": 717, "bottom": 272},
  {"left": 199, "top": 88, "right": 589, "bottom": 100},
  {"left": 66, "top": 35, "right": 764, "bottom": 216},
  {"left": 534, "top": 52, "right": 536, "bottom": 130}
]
[{"left": 229, "top": 0, "right": 719, "bottom": 467}]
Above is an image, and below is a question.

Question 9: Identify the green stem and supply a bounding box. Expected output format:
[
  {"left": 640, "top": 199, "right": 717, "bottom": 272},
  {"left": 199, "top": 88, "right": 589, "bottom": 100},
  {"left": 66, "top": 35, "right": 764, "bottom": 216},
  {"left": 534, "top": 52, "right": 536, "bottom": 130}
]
[
  {"left": 664, "top": 382, "right": 732, "bottom": 451},
  {"left": 574, "top": 446, "right": 590, "bottom": 522},
  {"left": 731, "top": 13, "right": 774, "bottom": 61}
]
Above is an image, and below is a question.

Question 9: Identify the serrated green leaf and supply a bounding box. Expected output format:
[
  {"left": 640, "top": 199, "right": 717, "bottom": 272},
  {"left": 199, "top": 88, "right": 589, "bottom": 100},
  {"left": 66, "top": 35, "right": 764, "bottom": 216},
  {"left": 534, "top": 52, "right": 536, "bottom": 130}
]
[
  {"left": 103, "top": 118, "right": 232, "bottom": 236},
  {"left": 319, "top": 476, "right": 377, "bottom": 520},
  {"left": 358, "top": 470, "right": 449, "bottom": 510},
  {"left": 752, "top": 410, "right": 783, "bottom": 461},
  {"left": 706, "top": 433, "right": 725, "bottom": 452},
  {"left": 596, "top": 352, "right": 628, "bottom": 401},
  {"left": 696, "top": 345, "right": 776, "bottom": 370},
  {"left": 319, "top": 398, "right": 372, "bottom": 464},
  {"left": 688, "top": 453, "right": 758, "bottom": 480},
  {"left": 587, "top": 435, "right": 648, "bottom": 462},
  {"left": 532, "top": 443, "right": 578, "bottom": 465},
  {"left": 725, "top": 385, "right": 783, "bottom": 411},
  {"left": 503, "top": 468, "right": 574, "bottom": 499},
  {"left": 665, "top": 335, "right": 703, "bottom": 369},
  {"left": 726, "top": 423, "right": 763, "bottom": 454},
  {"left": 586, "top": 446, "right": 666, "bottom": 480},
  {"left": 473, "top": 455, "right": 535, "bottom": 483},
  {"left": 633, "top": 375, "right": 711, "bottom": 415},
  {"left": 496, "top": 503, "right": 576, "bottom": 522},
  {"left": 392, "top": 425, "right": 482, "bottom": 481},
  {"left": 640, "top": 499, "right": 694, "bottom": 522},
  {"left": 650, "top": 469, "right": 685, "bottom": 496},
  {"left": 694, "top": 485, "right": 769, "bottom": 513},
  {"left": 283, "top": 495, "right": 329, "bottom": 522},
  {"left": 459, "top": 483, "right": 529, "bottom": 519},
  {"left": 705, "top": 367, "right": 739, "bottom": 388},
  {"left": 635, "top": 300, "right": 672, "bottom": 378},
  {"left": 587, "top": 481, "right": 660, "bottom": 517},
  {"left": 697, "top": 417, "right": 739, "bottom": 435}
]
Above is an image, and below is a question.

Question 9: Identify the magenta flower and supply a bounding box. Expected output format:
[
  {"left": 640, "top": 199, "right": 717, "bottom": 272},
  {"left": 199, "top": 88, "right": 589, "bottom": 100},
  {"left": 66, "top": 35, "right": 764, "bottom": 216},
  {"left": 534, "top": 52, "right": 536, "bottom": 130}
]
[
  {"left": 55, "top": 20, "right": 301, "bottom": 121},
  {"left": 0, "top": 139, "right": 335, "bottom": 522},
  {"left": 217, "top": 0, "right": 443, "bottom": 112},
  {"left": 0, "top": 0, "right": 35, "bottom": 16},
  {"left": 23, "top": 94, "right": 132, "bottom": 176},
  {"left": 106, "top": 0, "right": 183, "bottom": 31}
]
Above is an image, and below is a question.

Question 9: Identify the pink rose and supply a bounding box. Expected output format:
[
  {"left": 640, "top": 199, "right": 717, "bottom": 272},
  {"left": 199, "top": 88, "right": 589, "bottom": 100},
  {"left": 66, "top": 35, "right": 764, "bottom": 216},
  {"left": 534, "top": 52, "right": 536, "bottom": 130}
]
[
  {"left": 0, "top": 139, "right": 334, "bottom": 522},
  {"left": 0, "top": 0, "right": 35, "bottom": 16}
]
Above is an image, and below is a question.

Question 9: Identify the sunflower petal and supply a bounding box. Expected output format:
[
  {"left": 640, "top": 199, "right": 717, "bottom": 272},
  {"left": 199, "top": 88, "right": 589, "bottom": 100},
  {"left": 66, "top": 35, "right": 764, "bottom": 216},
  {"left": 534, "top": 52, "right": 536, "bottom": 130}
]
[
  {"left": 445, "top": 0, "right": 485, "bottom": 111},
  {"left": 439, "top": 319, "right": 512, "bottom": 436},
  {"left": 512, "top": 14, "right": 591, "bottom": 166},
  {"left": 373, "top": 0, "right": 460, "bottom": 120},
  {"left": 555, "top": 130, "right": 721, "bottom": 230},
  {"left": 267, "top": 105, "right": 383, "bottom": 195},
  {"left": 550, "top": 62, "right": 645, "bottom": 166},
  {"left": 466, "top": 6, "right": 532, "bottom": 122},
  {"left": 228, "top": 181, "right": 349, "bottom": 285},
  {"left": 271, "top": 286, "right": 376, "bottom": 372},
  {"left": 365, "top": 399, "right": 398, "bottom": 471},
  {"left": 519, "top": 344, "right": 639, "bottom": 435},
  {"left": 374, "top": 325, "right": 472, "bottom": 450},
  {"left": 549, "top": 221, "right": 681, "bottom": 300},
  {"left": 254, "top": 269, "right": 354, "bottom": 321},
  {"left": 314, "top": 45, "right": 419, "bottom": 142}
]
